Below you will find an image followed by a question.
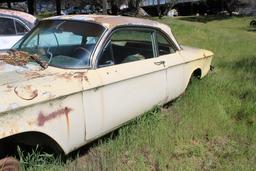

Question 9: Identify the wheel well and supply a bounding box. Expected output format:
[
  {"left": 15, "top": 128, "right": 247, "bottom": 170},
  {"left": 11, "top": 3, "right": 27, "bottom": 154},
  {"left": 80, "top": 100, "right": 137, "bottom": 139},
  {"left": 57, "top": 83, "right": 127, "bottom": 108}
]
[
  {"left": 0, "top": 132, "right": 64, "bottom": 158},
  {"left": 192, "top": 68, "right": 202, "bottom": 79}
]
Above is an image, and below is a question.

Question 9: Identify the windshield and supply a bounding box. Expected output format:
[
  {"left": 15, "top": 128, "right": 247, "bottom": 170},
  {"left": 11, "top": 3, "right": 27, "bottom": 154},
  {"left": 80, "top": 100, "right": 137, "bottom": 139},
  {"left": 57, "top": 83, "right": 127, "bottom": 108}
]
[{"left": 13, "top": 20, "right": 105, "bottom": 69}]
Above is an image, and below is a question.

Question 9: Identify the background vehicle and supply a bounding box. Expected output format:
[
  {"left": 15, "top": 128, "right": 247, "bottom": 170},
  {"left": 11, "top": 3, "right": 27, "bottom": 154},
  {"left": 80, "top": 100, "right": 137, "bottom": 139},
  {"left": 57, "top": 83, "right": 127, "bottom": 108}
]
[
  {"left": 250, "top": 18, "right": 256, "bottom": 27},
  {"left": 0, "top": 9, "right": 37, "bottom": 51}
]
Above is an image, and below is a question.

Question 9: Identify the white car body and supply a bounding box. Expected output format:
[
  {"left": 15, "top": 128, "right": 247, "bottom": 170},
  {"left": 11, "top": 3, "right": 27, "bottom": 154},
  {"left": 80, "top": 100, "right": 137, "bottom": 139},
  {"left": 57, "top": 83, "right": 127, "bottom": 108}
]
[
  {"left": 0, "top": 35, "right": 23, "bottom": 50},
  {"left": 0, "top": 15, "right": 213, "bottom": 156}
]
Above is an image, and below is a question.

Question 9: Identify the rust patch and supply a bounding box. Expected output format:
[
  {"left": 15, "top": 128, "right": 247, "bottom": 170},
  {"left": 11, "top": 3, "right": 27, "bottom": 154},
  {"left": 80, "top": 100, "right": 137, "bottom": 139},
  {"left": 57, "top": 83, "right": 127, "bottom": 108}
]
[
  {"left": 14, "top": 85, "right": 38, "bottom": 100},
  {"left": 58, "top": 72, "right": 73, "bottom": 80},
  {"left": 58, "top": 72, "right": 89, "bottom": 81},
  {"left": 6, "top": 84, "right": 13, "bottom": 89},
  {"left": 73, "top": 72, "right": 89, "bottom": 81},
  {"left": 37, "top": 107, "right": 72, "bottom": 126},
  {"left": 24, "top": 71, "right": 43, "bottom": 79},
  {"left": 0, "top": 50, "right": 33, "bottom": 66},
  {"left": 4, "top": 84, "right": 14, "bottom": 92},
  {"left": 0, "top": 49, "right": 47, "bottom": 68}
]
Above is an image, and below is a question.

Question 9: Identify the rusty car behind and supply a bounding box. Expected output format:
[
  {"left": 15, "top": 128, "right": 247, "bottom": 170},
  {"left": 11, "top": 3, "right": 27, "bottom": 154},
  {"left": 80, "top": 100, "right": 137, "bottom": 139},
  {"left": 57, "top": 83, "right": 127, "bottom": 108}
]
[{"left": 0, "top": 15, "right": 213, "bottom": 157}]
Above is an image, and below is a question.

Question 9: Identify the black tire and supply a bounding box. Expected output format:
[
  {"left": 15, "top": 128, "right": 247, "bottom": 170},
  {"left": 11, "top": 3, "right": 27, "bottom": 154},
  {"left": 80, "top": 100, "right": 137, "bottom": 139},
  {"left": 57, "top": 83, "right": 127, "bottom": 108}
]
[{"left": 250, "top": 20, "right": 256, "bottom": 27}]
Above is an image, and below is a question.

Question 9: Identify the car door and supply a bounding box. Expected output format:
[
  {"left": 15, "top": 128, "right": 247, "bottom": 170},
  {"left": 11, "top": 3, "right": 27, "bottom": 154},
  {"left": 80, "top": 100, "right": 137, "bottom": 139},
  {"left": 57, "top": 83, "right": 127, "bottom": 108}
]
[
  {"left": 83, "top": 28, "right": 168, "bottom": 140},
  {"left": 0, "top": 17, "right": 29, "bottom": 51},
  {"left": 156, "top": 31, "right": 185, "bottom": 101}
]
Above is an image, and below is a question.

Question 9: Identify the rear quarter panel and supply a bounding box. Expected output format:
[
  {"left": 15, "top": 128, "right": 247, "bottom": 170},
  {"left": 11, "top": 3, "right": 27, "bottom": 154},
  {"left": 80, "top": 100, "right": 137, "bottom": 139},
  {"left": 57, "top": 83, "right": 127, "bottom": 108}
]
[{"left": 179, "top": 46, "right": 213, "bottom": 90}]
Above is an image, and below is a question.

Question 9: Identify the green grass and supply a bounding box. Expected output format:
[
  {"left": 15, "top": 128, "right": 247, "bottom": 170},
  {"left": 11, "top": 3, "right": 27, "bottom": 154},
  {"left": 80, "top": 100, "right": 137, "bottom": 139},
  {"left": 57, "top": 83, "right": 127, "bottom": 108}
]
[{"left": 20, "top": 16, "right": 256, "bottom": 170}]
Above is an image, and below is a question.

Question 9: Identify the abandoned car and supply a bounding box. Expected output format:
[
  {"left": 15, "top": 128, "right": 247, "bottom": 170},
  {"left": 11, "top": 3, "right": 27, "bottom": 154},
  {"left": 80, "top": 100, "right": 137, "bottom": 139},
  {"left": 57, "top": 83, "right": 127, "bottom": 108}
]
[
  {"left": 0, "top": 9, "right": 37, "bottom": 51},
  {"left": 0, "top": 15, "right": 213, "bottom": 156}
]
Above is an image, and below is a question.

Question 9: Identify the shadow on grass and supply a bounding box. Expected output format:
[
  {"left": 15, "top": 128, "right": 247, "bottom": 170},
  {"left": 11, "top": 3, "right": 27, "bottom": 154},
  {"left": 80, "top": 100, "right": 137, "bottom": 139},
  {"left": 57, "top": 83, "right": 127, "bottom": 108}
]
[
  {"left": 218, "top": 57, "right": 256, "bottom": 125},
  {"left": 220, "top": 57, "right": 256, "bottom": 74},
  {"left": 178, "top": 15, "right": 238, "bottom": 23},
  {"left": 66, "top": 129, "right": 120, "bottom": 161},
  {"left": 247, "top": 27, "right": 256, "bottom": 32}
]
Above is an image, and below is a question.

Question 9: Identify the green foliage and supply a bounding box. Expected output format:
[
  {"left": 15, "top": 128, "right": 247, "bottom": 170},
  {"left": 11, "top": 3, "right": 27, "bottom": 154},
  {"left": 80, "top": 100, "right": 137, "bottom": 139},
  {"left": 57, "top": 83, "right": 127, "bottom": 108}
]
[{"left": 17, "top": 146, "right": 64, "bottom": 171}]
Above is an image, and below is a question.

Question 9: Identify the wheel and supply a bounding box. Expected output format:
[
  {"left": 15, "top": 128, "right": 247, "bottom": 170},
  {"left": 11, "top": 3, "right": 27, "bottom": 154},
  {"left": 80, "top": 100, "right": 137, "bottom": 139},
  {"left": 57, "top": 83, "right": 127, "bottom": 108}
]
[
  {"left": 73, "top": 47, "right": 90, "bottom": 58},
  {"left": 73, "top": 47, "right": 91, "bottom": 65},
  {"left": 250, "top": 20, "right": 256, "bottom": 27}
]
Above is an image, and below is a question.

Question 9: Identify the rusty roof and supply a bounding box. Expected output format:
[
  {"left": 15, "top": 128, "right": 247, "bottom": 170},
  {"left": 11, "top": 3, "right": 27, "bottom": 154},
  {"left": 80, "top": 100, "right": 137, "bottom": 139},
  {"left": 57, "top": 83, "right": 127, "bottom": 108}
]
[{"left": 45, "top": 15, "right": 170, "bottom": 31}]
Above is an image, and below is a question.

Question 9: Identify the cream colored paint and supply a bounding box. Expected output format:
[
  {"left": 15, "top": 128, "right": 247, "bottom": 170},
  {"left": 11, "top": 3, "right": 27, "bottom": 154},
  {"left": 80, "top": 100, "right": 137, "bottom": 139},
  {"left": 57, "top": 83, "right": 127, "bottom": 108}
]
[
  {"left": 0, "top": 16, "right": 213, "bottom": 155},
  {"left": 84, "top": 56, "right": 167, "bottom": 140}
]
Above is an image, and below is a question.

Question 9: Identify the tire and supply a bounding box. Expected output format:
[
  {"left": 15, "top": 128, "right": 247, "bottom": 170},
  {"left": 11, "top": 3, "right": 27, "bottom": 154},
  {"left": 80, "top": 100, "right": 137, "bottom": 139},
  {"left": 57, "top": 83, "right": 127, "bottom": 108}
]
[{"left": 250, "top": 20, "right": 256, "bottom": 27}]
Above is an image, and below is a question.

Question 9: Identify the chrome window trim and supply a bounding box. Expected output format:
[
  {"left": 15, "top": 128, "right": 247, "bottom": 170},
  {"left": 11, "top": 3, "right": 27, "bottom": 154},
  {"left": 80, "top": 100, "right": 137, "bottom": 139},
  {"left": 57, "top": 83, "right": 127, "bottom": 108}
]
[{"left": 94, "top": 25, "right": 160, "bottom": 69}]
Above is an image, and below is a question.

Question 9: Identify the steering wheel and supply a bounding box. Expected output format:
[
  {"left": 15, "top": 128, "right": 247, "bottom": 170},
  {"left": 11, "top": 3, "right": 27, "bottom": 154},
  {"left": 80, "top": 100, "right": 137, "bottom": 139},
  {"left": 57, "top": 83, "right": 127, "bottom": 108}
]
[
  {"left": 73, "top": 47, "right": 90, "bottom": 58},
  {"left": 73, "top": 47, "right": 91, "bottom": 65}
]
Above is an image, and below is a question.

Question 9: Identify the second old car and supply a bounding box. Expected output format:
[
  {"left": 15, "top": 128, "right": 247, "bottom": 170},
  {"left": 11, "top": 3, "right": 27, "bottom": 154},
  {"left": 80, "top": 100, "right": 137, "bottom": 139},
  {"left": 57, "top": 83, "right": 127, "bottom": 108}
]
[
  {"left": 0, "top": 9, "right": 37, "bottom": 51},
  {"left": 0, "top": 15, "right": 213, "bottom": 156}
]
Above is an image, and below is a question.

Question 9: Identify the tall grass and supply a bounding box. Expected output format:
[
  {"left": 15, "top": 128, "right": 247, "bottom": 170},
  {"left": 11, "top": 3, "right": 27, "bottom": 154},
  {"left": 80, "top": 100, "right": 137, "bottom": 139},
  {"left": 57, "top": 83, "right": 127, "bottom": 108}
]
[{"left": 22, "top": 16, "right": 256, "bottom": 170}]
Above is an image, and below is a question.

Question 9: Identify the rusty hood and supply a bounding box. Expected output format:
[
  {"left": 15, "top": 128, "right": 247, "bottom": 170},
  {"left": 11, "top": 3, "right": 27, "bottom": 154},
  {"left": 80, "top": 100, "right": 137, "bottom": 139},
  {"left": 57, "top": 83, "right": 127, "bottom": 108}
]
[
  {"left": 0, "top": 50, "right": 49, "bottom": 85},
  {"left": 0, "top": 61, "right": 43, "bottom": 86},
  {"left": 0, "top": 60, "right": 88, "bottom": 114}
]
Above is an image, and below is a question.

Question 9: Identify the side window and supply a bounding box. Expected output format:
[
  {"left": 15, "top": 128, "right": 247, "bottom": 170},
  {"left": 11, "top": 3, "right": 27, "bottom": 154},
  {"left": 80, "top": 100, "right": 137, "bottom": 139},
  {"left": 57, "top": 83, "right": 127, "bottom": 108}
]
[
  {"left": 0, "top": 17, "right": 16, "bottom": 35},
  {"left": 157, "top": 32, "right": 176, "bottom": 55},
  {"left": 98, "top": 29, "right": 154, "bottom": 67},
  {"left": 15, "top": 20, "right": 29, "bottom": 35}
]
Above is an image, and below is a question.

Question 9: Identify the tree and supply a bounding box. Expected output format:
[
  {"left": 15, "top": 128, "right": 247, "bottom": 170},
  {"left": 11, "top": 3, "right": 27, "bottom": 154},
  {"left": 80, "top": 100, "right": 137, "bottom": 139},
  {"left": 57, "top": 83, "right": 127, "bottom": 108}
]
[
  {"left": 128, "top": 0, "right": 142, "bottom": 10},
  {"left": 224, "top": 0, "right": 240, "bottom": 15},
  {"left": 204, "top": 0, "right": 240, "bottom": 15},
  {"left": 102, "top": 0, "right": 108, "bottom": 14}
]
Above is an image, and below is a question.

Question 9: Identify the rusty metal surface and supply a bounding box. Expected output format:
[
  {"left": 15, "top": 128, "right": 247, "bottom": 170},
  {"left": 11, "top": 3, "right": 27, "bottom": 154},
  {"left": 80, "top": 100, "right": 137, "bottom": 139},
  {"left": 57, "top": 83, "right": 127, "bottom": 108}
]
[
  {"left": 0, "top": 50, "right": 47, "bottom": 69},
  {"left": 0, "top": 51, "right": 30, "bottom": 66}
]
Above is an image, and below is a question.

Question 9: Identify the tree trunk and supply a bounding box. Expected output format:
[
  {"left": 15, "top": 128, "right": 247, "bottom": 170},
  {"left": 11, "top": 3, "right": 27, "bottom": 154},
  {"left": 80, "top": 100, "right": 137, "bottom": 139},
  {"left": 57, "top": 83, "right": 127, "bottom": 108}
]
[
  {"left": 103, "top": 0, "right": 108, "bottom": 15},
  {"left": 7, "top": 2, "right": 11, "bottom": 9},
  {"left": 27, "top": 0, "right": 35, "bottom": 15},
  {"left": 157, "top": 0, "right": 161, "bottom": 18},
  {"left": 56, "top": 0, "right": 61, "bottom": 16}
]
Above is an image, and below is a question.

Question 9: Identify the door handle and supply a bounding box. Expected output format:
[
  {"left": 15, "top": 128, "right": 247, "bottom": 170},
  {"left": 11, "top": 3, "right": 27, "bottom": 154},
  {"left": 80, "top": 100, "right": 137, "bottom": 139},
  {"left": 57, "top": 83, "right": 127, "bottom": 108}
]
[{"left": 154, "top": 61, "right": 165, "bottom": 67}]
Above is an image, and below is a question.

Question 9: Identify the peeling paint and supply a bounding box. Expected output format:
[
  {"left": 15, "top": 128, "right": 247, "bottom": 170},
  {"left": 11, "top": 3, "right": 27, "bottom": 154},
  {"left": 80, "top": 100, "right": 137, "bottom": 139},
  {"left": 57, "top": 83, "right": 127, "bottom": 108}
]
[
  {"left": 37, "top": 107, "right": 72, "bottom": 126},
  {"left": 0, "top": 50, "right": 33, "bottom": 66},
  {"left": 14, "top": 85, "right": 38, "bottom": 100},
  {"left": 24, "top": 71, "right": 44, "bottom": 79},
  {"left": 0, "top": 50, "right": 47, "bottom": 69},
  {"left": 58, "top": 71, "right": 88, "bottom": 82},
  {"left": 42, "top": 91, "right": 56, "bottom": 99},
  {"left": 73, "top": 72, "right": 89, "bottom": 82}
]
